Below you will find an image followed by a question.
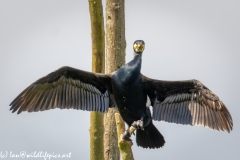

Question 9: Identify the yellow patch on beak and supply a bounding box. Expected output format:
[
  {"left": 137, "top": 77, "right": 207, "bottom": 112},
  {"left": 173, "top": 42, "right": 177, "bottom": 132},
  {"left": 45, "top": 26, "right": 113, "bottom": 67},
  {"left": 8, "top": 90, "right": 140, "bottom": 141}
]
[{"left": 134, "top": 43, "right": 145, "bottom": 53}]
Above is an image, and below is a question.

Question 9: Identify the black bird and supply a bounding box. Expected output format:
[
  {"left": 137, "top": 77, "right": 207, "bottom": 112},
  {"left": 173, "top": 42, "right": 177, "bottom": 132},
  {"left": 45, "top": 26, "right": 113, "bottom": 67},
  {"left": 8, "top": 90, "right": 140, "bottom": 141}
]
[{"left": 10, "top": 40, "right": 233, "bottom": 149}]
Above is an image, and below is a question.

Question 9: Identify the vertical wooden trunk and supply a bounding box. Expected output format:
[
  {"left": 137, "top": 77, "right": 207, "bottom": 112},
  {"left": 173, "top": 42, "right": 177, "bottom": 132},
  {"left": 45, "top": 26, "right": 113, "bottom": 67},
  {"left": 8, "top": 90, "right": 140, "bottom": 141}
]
[
  {"left": 104, "top": 0, "right": 126, "bottom": 160},
  {"left": 115, "top": 113, "right": 134, "bottom": 160},
  {"left": 88, "top": 0, "right": 105, "bottom": 160}
]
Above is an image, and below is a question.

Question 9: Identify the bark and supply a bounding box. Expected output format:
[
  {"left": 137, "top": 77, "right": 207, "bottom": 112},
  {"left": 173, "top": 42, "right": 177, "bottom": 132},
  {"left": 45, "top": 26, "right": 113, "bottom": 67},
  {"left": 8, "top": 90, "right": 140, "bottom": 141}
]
[
  {"left": 88, "top": 0, "right": 105, "bottom": 160},
  {"left": 115, "top": 113, "right": 135, "bottom": 160},
  {"left": 104, "top": 0, "right": 127, "bottom": 160}
]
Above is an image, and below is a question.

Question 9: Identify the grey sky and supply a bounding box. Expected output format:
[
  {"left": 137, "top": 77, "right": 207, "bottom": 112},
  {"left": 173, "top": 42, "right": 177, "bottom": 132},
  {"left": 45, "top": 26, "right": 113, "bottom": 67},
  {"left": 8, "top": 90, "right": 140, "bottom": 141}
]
[{"left": 0, "top": 0, "right": 239, "bottom": 159}]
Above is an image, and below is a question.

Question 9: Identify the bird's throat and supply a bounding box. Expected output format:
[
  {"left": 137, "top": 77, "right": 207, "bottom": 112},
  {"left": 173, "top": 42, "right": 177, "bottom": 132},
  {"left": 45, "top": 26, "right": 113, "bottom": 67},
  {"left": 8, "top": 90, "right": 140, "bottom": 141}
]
[{"left": 116, "top": 55, "right": 142, "bottom": 85}]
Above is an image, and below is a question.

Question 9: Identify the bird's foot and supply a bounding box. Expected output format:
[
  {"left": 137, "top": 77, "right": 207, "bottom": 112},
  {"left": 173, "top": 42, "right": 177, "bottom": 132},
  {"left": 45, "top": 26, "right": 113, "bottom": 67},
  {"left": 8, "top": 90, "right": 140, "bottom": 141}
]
[
  {"left": 122, "top": 130, "right": 132, "bottom": 141},
  {"left": 131, "top": 120, "right": 144, "bottom": 130}
]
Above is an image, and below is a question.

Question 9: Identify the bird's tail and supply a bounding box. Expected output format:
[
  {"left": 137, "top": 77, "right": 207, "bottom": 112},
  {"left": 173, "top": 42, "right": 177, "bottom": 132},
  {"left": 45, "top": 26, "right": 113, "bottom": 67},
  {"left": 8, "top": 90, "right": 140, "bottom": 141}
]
[{"left": 136, "top": 121, "right": 165, "bottom": 149}]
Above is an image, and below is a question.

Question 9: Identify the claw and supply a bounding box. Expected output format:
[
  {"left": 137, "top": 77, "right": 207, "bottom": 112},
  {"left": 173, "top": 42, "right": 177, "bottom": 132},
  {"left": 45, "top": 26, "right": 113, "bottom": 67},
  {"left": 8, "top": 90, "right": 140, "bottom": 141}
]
[{"left": 122, "top": 130, "right": 132, "bottom": 141}]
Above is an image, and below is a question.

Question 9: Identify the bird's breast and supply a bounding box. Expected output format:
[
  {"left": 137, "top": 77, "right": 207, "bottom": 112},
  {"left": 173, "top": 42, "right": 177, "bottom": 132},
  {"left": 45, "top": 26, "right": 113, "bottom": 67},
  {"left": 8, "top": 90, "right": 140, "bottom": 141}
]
[{"left": 112, "top": 71, "right": 146, "bottom": 121}]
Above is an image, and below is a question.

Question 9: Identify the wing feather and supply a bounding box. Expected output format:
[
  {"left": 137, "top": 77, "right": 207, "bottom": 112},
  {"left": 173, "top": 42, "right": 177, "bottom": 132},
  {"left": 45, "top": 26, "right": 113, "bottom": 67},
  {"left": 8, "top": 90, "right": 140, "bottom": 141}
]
[
  {"left": 142, "top": 75, "right": 233, "bottom": 132},
  {"left": 177, "top": 103, "right": 182, "bottom": 123},
  {"left": 10, "top": 66, "right": 115, "bottom": 114}
]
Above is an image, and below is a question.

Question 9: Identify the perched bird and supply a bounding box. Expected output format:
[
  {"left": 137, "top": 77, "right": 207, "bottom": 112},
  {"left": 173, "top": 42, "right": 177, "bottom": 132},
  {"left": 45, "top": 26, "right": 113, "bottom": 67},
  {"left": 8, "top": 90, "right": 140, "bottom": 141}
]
[{"left": 10, "top": 40, "right": 233, "bottom": 149}]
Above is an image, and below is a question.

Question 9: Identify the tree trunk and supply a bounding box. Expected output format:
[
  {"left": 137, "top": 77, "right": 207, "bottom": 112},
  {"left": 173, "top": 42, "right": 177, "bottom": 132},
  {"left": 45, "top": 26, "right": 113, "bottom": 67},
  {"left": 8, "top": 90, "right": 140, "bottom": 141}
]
[
  {"left": 115, "top": 113, "right": 134, "bottom": 160},
  {"left": 88, "top": 0, "right": 105, "bottom": 160},
  {"left": 104, "top": 0, "right": 126, "bottom": 160}
]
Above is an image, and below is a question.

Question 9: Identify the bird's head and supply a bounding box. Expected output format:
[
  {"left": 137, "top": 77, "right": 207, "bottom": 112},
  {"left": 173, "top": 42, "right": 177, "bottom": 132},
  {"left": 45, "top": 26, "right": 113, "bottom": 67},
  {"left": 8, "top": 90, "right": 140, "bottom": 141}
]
[{"left": 133, "top": 40, "right": 145, "bottom": 55}]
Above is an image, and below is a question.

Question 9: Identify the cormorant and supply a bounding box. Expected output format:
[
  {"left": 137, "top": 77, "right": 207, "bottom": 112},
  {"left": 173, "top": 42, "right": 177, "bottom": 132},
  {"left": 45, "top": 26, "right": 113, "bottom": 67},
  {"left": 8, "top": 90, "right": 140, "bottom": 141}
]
[{"left": 9, "top": 40, "right": 233, "bottom": 149}]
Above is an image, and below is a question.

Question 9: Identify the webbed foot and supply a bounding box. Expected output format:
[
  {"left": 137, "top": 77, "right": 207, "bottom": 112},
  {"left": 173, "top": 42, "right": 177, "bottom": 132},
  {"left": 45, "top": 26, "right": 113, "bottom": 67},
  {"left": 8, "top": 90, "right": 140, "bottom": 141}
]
[
  {"left": 122, "top": 130, "right": 132, "bottom": 141},
  {"left": 131, "top": 120, "right": 144, "bottom": 130}
]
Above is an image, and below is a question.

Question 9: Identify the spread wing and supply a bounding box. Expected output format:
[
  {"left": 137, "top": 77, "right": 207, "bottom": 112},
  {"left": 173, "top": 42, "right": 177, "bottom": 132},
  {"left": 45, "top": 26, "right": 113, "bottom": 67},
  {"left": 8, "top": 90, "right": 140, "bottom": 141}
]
[
  {"left": 142, "top": 75, "right": 233, "bottom": 132},
  {"left": 10, "top": 66, "right": 115, "bottom": 114}
]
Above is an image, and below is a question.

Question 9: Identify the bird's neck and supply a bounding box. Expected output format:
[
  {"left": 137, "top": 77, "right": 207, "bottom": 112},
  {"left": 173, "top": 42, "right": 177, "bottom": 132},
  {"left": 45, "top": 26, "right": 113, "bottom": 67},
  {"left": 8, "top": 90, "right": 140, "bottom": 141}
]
[
  {"left": 128, "top": 54, "right": 142, "bottom": 73},
  {"left": 133, "top": 51, "right": 142, "bottom": 57},
  {"left": 115, "top": 54, "right": 141, "bottom": 81},
  {"left": 114, "top": 54, "right": 142, "bottom": 86}
]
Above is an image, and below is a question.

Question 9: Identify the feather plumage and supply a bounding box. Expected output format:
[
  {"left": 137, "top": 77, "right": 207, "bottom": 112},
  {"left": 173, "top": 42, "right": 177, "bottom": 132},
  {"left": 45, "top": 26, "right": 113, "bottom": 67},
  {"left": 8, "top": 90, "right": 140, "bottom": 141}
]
[
  {"left": 10, "top": 66, "right": 114, "bottom": 114},
  {"left": 142, "top": 76, "right": 233, "bottom": 132}
]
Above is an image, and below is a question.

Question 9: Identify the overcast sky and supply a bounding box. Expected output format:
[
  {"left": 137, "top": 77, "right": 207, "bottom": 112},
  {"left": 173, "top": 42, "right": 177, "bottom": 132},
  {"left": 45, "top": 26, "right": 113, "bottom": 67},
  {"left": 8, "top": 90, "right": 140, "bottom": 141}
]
[{"left": 1, "top": 0, "right": 239, "bottom": 160}]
